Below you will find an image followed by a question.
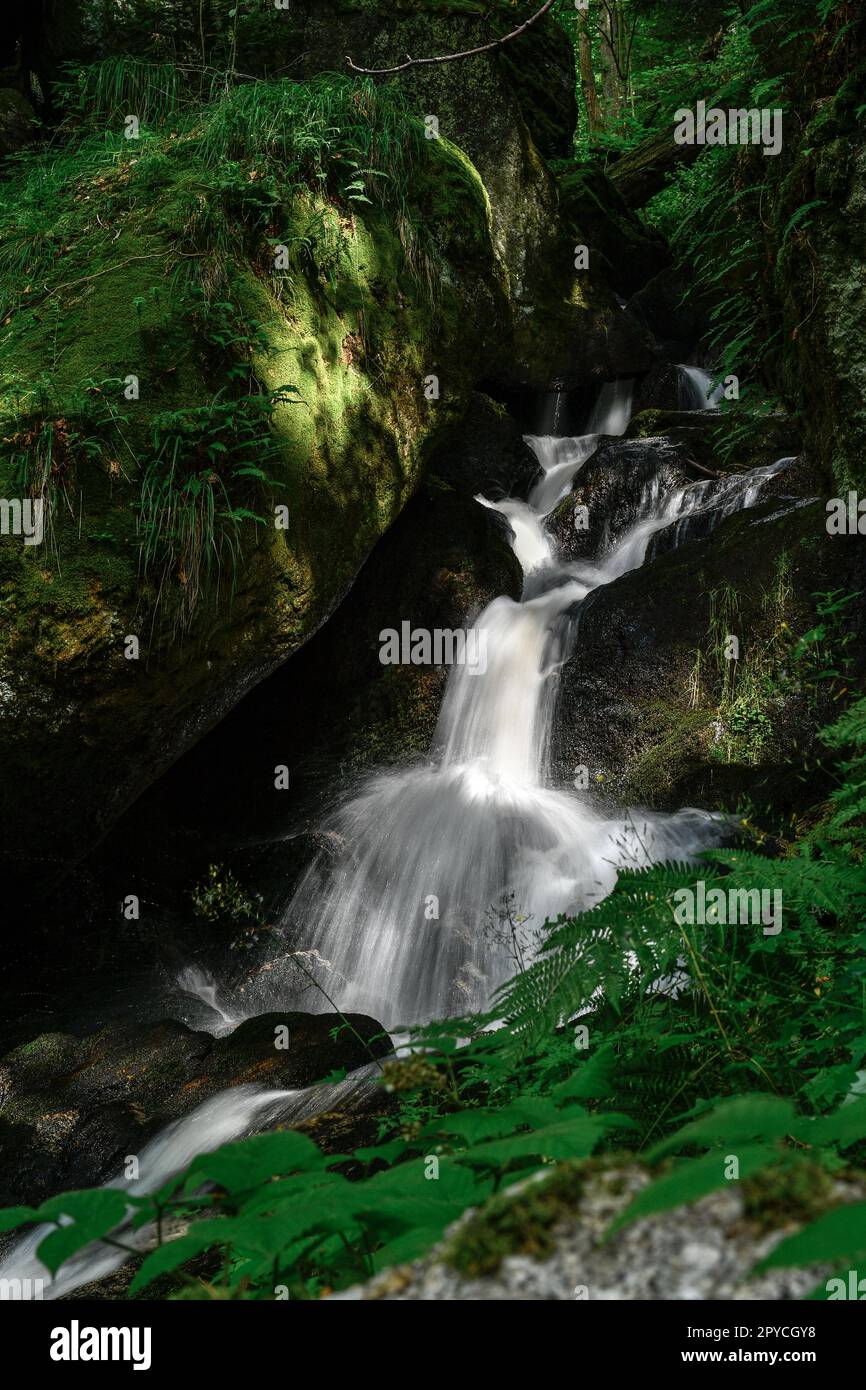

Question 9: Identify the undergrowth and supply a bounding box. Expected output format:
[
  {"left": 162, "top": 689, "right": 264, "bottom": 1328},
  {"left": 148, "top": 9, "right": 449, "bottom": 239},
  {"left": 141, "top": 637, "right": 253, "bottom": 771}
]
[{"left": 2, "top": 681, "right": 865, "bottom": 1298}]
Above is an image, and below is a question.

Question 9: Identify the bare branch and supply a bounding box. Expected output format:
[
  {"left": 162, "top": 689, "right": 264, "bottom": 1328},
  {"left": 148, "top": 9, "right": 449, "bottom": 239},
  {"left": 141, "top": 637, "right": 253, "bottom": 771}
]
[{"left": 346, "top": 0, "right": 556, "bottom": 76}]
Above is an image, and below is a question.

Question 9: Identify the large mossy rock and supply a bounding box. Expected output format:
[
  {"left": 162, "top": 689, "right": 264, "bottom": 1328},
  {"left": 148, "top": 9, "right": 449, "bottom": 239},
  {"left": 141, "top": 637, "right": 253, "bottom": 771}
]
[
  {"left": 277, "top": 2, "right": 654, "bottom": 386},
  {"left": 0, "top": 1010, "right": 391, "bottom": 1208},
  {"left": 0, "top": 106, "right": 506, "bottom": 897},
  {"left": 772, "top": 66, "right": 866, "bottom": 492},
  {"left": 340, "top": 1158, "right": 866, "bottom": 1301},
  {"left": 0, "top": 10, "right": 663, "bottom": 897}
]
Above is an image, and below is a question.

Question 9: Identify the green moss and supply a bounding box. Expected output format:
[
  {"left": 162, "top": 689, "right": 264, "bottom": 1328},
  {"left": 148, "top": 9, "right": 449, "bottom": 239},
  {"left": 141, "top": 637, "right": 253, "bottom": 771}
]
[
  {"left": 0, "top": 72, "right": 507, "bottom": 886},
  {"left": 441, "top": 1161, "right": 593, "bottom": 1279},
  {"left": 626, "top": 704, "right": 716, "bottom": 805},
  {"left": 741, "top": 1161, "right": 838, "bottom": 1234}
]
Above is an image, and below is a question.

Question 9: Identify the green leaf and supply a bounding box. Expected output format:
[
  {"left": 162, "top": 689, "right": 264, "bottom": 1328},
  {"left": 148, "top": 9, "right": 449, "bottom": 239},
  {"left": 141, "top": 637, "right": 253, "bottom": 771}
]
[
  {"left": 460, "top": 1114, "right": 627, "bottom": 1170},
  {"left": 128, "top": 1223, "right": 227, "bottom": 1293},
  {"left": 423, "top": 1097, "right": 568, "bottom": 1145},
  {"left": 34, "top": 1190, "right": 130, "bottom": 1276},
  {"left": 0, "top": 1205, "right": 37, "bottom": 1232},
  {"left": 755, "top": 1202, "right": 866, "bottom": 1274},
  {"left": 646, "top": 1095, "right": 796, "bottom": 1162},
  {"left": 797, "top": 1097, "right": 866, "bottom": 1150},
  {"left": 551, "top": 1043, "right": 617, "bottom": 1103},
  {"left": 607, "top": 1146, "right": 776, "bottom": 1239},
  {"left": 371, "top": 1227, "right": 444, "bottom": 1271},
  {"left": 186, "top": 1131, "right": 324, "bottom": 1193}
]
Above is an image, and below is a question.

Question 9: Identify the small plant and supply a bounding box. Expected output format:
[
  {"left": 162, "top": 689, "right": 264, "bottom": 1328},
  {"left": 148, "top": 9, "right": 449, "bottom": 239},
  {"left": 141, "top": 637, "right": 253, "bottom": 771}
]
[{"left": 191, "top": 864, "right": 266, "bottom": 951}]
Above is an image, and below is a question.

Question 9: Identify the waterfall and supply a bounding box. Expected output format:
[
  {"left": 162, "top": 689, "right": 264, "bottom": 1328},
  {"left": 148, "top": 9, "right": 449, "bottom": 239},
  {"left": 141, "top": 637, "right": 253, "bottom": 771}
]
[
  {"left": 679, "top": 365, "right": 724, "bottom": 411},
  {"left": 177, "top": 965, "right": 246, "bottom": 1036},
  {"left": 587, "top": 378, "right": 634, "bottom": 435},
  {"left": 2, "top": 379, "right": 794, "bottom": 1296},
  {"left": 0, "top": 1087, "right": 295, "bottom": 1298},
  {"left": 250, "top": 383, "right": 732, "bottom": 1030}
]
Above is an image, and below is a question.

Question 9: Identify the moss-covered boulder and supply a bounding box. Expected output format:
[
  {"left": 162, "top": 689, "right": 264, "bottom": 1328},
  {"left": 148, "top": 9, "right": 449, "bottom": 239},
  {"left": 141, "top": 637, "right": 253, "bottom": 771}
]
[
  {"left": 342, "top": 1157, "right": 866, "bottom": 1300},
  {"left": 0, "top": 81, "right": 509, "bottom": 896},
  {"left": 278, "top": 2, "right": 654, "bottom": 386},
  {"left": 772, "top": 65, "right": 866, "bottom": 491},
  {"left": 626, "top": 406, "right": 802, "bottom": 475}
]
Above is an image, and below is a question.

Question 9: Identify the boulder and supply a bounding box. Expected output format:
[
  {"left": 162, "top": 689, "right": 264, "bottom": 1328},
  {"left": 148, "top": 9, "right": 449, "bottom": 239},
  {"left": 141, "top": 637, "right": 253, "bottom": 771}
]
[
  {"left": 548, "top": 495, "right": 865, "bottom": 815},
  {"left": 546, "top": 437, "right": 692, "bottom": 563},
  {"left": 558, "top": 161, "right": 672, "bottom": 300},
  {"left": 0, "top": 90, "right": 507, "bottom": 901},
  {"left": 337, "top": 1159, "right": 866, "bottom": 1300},
  {"left": 0, "top": 1010, "right": 391, "bottom": 1208}
]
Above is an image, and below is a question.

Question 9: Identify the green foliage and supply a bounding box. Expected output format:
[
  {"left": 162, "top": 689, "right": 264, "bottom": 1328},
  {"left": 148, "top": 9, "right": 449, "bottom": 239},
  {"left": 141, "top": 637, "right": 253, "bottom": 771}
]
[
  {"left": 190, "top": 863, "right": 268, "bottom": 950},
  {"left": 2, "top": 692, "right": 864, "bottom": 1297},
  {"left": 136, "top": 385, "right": 292, "bottom": 635}
]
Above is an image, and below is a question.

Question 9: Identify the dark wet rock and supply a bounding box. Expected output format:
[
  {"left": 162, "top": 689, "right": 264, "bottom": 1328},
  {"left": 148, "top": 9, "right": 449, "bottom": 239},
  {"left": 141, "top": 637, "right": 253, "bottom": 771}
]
[
  {"left": 0, "top": 88, "right": 34, "bottom": 156},
  {"left": 633, "top": 362, "right": 689, "bottom": 413},
  {"left": 627, "top": 407, "right": 803, "bottom": 476},
  {"left": 549, "top": 498, "right": 865, "bottom": 814},
  {"left": 627, "top": 266, "right": 709, "bottom": 359},
  {"left": 770, "top": 73, "right": 866, "bottom": 492},
  {"left": 430, "top": 392, "right": 540, "bottom": 500},
  {"left": 0, "top": 1011, "right": 390, "bottom": 1209},
  {"left": 558, "top": 161, "right": 672, "bottom": 300},
  {"left": 546, "top": 438, "right": 691, "bottom": 563}
]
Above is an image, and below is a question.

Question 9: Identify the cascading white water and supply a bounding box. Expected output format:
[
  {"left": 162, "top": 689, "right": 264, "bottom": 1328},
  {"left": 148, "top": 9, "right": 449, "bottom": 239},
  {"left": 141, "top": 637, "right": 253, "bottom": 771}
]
[
  {"left": 479, "top": 381, "right": 635, "bottom": 575},
  {"left": 3, "top": 375, "right": 793, "bottom": 1295},
  {"left": 587, "top": 378, "right": 634, "bottom": 435},
  {"left": 177, "top": 965, "right": 246, "bottom": 1035},
  {"left": 0, "top": 1087, "right": 293, "bottom": 1298},
  {"left": 679, "top": 365, "right": 724, "bottom": 411},
  {"left": 0, "top": 382, "right": 791, "bottom": 1297},
  {"left": 252, "top": 378, "right": 744, "bottom": 1029}
]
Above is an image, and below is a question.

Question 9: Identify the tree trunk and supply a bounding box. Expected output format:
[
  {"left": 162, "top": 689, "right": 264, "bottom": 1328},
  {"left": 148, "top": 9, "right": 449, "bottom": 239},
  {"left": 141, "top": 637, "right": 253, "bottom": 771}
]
[
  {"left": 608, "top": 128, "right": 703, "bottom": 207},
  {"left": 578, "top": 16, "right": 602, "bottom": 133}
]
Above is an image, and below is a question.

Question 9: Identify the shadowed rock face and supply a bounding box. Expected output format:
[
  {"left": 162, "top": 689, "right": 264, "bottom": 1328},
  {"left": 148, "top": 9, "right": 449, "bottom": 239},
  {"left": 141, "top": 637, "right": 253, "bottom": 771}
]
[
  {"left": 548, "top": 493, "right": 865, "bottom": 815},
  {"left": 770, "top": 73, "right": 866, "bottom": 494},
  {"left": 0, "top": 1010, "right": 391, "bottom": 1209}
]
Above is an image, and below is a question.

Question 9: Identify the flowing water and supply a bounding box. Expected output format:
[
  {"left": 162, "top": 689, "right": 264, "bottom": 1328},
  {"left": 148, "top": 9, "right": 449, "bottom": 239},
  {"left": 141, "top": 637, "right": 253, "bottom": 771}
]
[
  {"left": 1, "top": 377, "right": 793, "bottom": 1294},
  {"left": 679, "top": 365, "right": 724, "bottom": 410},
  {"left": 229, "top": 378, "right": 776, "bottom": 1030},
  {"left": 0, "top": 1068, "right": 383, "bottom": 1298}
]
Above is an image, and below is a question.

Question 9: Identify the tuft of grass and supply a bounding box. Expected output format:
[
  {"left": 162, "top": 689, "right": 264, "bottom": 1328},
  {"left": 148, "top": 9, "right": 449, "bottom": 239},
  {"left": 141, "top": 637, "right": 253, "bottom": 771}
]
[{"left": 136, "top": 387, "right": 290, "bottom": 638}]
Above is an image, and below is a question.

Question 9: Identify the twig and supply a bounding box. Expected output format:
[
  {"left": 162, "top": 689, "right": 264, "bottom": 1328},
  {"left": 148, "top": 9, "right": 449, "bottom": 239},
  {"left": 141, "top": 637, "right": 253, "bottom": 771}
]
[
  {"left": 683, "top": 455, "right": 721, "bottom": 480},
  {"left": 346, "top": 0, "right": 555, "bottom": 76}
]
